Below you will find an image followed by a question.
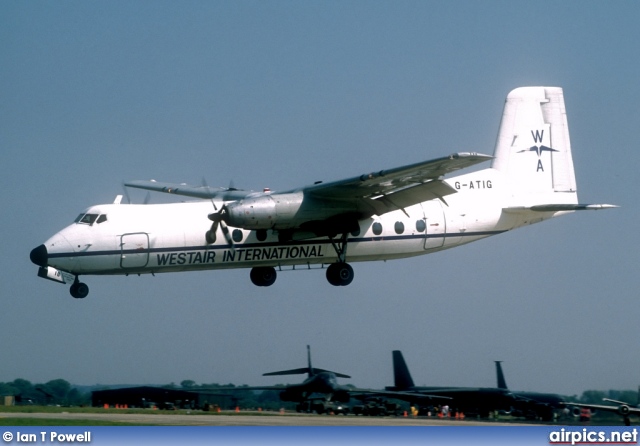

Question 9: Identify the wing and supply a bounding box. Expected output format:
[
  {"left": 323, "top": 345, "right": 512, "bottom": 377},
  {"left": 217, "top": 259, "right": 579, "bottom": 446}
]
[
  {"left": 196, "top": 385, "right": 288, "bottom": 392},
  {"left": 126, "top": 152, "right": 491, "bottom": 216},
  {"left": 299, "top": 152, "right": 492, "bottom": 214},
  {"left": 124, "top": 180, "right": 254, "bottom": 201},
  {"left": 567, "top": 402, "right": 640, "bottom": 416},
  {"left": 348, "top": 387, "right": 452, "bottom": 402}
]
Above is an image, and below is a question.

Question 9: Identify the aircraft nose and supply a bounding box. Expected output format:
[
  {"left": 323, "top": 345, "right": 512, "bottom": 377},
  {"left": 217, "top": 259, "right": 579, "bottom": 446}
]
[{"left": 30, "top": 244, "right": 48, "bottom": 267}]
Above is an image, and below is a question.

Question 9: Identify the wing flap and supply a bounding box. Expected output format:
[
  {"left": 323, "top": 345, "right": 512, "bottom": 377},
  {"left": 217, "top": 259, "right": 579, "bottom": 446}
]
[
  {"left": 368, "top": 180, "right": 457, "bottom": 214},
  {"left": 306, "top": 152, "right": 491, "bottom": 199}
]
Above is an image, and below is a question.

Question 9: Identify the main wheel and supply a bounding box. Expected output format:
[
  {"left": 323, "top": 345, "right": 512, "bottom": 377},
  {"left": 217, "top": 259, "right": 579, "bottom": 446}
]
[
  {"left": 70, "top": 282, "right": 89, "bottom": 299},
  {"left": 250, "top": 266, "right": 277, "bottom": 287},
  {"left": 326, "top": 262, "right": 354, "bottom": 286}
]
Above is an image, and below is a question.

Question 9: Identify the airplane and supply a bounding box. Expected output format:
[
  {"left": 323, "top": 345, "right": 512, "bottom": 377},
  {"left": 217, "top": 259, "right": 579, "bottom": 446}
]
[
  {"left": 209, "top": 345, "right": 353, "bottom": 413},
  {"left": 494, "top": 360, "right": 565, "bottom": 421},
  {"left": 385, "top": 350, "right": 517, "bottom": 418},
  {"left": 565, "top": 388, "right": 640, "bottom": 426},
  {"left": 30, "top": 86, "right": 616, "bottom": 298},
  {"left": 201, "top": 345, "right": 448, "bottom": 414}
]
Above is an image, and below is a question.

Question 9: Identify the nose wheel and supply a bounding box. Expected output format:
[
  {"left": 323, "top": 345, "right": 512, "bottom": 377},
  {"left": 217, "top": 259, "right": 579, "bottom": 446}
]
[{"left": 70, "top": 280, "right": 89, "bottom": 299}]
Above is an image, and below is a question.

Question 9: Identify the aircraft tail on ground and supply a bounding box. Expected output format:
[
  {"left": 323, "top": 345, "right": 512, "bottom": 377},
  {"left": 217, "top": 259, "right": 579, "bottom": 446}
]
[
  {"left": 392, "top": 350, "right": 416, "bottom": 390},
  {"left": 491, "top": 87, "right": 615, "bottom": 212},
  {"left": 495, "top": 361, "right": 507, "bottom": 389},
  {"left": 262, "top": 345, "right": 351, "bottom": 379}
]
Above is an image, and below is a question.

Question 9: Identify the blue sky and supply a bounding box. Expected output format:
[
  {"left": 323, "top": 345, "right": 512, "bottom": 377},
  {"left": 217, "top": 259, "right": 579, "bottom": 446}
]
[{"left": 1, "top": 1, "right": 637, "bottom": 397}]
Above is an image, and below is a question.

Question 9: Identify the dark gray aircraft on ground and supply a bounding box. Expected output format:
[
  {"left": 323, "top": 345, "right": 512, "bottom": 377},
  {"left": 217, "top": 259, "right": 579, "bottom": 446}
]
[
  {"left": 385, "top": 350, "right": 516, "bottom": 417},
  {"left": 494, "top": 361, "right": 566, "bottom": 421},
  {"left": 566, "top": 388, "right": 640, "bottom": 426},
  {"left": 210, "top": 346, "right": 448, "bottom": 414}
]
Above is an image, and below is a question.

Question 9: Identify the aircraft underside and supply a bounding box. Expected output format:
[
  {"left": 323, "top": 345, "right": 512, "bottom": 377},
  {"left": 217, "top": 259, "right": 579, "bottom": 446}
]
[{"left": 31, "top": 224, "right": 497, "bottom": 298}]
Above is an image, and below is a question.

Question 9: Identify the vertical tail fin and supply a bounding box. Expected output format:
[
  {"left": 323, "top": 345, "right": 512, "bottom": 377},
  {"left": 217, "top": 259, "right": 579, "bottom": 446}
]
[
  {"left": 495, "top": 361, "right": 508, "bottom": 389},
  {"left": 492, "top": 87, "right": 578, "bottom": 206},
  {"left": 392, "top": 350, "right": 416, "bottom": 389},
  {"left": 307, "top": 344, "right": 313, "bottom": 377}
]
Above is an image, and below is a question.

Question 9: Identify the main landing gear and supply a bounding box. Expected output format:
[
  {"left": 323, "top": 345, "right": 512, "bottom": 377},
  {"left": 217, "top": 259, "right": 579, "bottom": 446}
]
[
  {"left": 70, "top": 277, "right": 89, "bottom": 299},
  {"left": 326, "top": 232, "right": 354, "bottom": 286},
  {"left": 248, "top": 232, "right": 355, "bottom": 287},
  {"left": 326, "top": 262, "right": 354, "bottom": 286},
  {"left": 250, "top": 266, "right": 277, "bottom": 287}
]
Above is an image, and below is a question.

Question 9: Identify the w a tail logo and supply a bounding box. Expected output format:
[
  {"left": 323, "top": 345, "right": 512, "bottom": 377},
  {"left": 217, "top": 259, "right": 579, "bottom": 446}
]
[{"left": 517, "top": 129, "right": 557, "bottom": 171}]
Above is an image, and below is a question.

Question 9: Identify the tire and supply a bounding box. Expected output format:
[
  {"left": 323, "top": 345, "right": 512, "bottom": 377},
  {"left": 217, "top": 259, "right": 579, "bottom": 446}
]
[
  {"left": 250, "top": 267, "right": 277, "bottom": 287},
  {"left": 326, "top": 263, "right": 354, "bottom": 286},
  {"left": 70, "top": 282, "right": 89, "bottom": 299}
]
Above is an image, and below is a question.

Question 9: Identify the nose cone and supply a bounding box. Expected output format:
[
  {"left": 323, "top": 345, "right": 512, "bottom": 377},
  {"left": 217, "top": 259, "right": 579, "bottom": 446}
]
[{"left": 30, "top": 244, "right": 48, "bottom": 267}]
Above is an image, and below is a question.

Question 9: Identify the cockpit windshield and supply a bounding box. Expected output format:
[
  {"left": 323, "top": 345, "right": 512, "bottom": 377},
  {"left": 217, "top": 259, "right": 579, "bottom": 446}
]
[{"left": 74, "top": 213, "right": 107, "bottom": 225}]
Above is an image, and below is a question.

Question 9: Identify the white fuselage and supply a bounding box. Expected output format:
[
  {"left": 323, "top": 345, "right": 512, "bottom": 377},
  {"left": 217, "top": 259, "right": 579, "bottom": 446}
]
[{"left": 41, "top": 167, "right": 554, "bottom": 277}]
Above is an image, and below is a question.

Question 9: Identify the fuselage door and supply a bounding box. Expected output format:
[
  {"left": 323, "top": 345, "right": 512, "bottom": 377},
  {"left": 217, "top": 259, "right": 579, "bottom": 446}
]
[
  {"left": 120, "top": 233, "right": 149, "bottom": 268},
  {"left": 421, "top": 200, "right": 446, "bottom": 250}
]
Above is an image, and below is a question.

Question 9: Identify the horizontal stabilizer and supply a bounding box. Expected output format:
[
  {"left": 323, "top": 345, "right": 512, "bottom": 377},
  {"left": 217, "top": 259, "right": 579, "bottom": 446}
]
[
  {"left": 505, "top": 204, "right": 618, "bottom": 213},
  {"left": 263, "top": 368, "right": 351, "bottom": 378}
]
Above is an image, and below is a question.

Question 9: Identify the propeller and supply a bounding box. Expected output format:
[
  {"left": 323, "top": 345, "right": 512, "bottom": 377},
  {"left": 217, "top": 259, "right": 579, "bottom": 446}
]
[{"left": 202, "top": 178, "right": 235, "bottom": 251}]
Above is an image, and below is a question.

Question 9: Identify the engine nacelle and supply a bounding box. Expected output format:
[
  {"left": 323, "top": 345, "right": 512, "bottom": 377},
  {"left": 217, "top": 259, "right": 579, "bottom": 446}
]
[{"left": 226, "top": 193, "right": 304, "bottom": 230}]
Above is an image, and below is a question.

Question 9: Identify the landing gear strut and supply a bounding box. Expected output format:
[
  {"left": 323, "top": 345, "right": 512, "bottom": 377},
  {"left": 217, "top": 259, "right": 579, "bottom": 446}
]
[
  {"left": 326, "top": 233, "right": 354, "bottom": 286},
  {"left": 70, "top": 278, "right": 89, "bottom": 299},
  {"left": 250, "top": 266, "right": 277, "bottom": 287}
]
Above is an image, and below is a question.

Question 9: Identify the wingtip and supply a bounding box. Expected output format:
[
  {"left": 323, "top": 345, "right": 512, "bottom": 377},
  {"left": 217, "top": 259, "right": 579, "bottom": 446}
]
[{"left": 587, "top": 204, "right": 619, "bottom": 210}]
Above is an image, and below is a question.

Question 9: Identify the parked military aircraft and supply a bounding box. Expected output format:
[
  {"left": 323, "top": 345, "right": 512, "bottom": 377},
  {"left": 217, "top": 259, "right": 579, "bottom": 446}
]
[
  {"left": 203, "top": 345, "right": 447, "bottom": 414},
  {"left": 385, "top": 350, "right": 516, "bottom": 417},
  {"left": 494, "top": 361, "right": 565, "bottom": 421},
  {"left": 30, "top": 87, "right": 616, "bottom": 297},
  {"left": 566, "top": 389, "right": 640, "bottom": 426}
]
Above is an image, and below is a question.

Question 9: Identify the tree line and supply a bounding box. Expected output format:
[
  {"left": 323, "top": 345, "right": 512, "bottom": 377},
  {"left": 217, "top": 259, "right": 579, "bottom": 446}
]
[
  {"left": 0, "top": 379, "right": 89, "bottom": 406},
  {"left": 1, "top": 377, "right": 637, "bottom": 409}
]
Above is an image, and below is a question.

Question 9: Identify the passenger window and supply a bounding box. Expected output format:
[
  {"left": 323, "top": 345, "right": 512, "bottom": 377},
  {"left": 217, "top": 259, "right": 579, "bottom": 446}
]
[{"left": 372, "top": 222, "right": 383, "bottom": 236}]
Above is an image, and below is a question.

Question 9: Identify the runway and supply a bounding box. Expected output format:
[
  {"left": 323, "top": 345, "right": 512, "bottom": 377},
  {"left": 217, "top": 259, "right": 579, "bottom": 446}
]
[{"left": 0, "top": 411, "right": 531, "bottom": 426}]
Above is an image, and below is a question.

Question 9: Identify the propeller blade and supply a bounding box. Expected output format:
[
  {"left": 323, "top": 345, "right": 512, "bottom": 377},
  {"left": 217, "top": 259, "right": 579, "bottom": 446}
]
[
  {"left": 206, "top": 220, "right": 218, "bottom": 244},
  {"left": 220, "top": 221, "right": 235, "bottom": 253}
]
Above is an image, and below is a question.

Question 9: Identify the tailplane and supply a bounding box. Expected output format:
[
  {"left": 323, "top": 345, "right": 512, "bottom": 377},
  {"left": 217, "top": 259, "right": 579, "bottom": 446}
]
[
  {"left": 262, "top": 345, "right": 351, "bottom": 379},
  {"left": 492, "top": 87, "right": 616, "bottom": 212}
]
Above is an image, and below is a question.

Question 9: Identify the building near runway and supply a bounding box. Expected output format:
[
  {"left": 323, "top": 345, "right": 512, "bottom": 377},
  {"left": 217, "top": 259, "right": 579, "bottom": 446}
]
[{"left": 91, "top": 386, "right": 236, "bottom": 410}]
